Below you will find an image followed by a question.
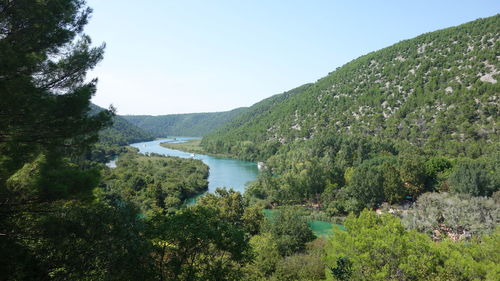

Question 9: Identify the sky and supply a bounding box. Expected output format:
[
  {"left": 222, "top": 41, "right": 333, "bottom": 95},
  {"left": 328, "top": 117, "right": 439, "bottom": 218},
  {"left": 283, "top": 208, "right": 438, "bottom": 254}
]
[{"left": 86, "top": 0, "right": 499, "bottom": 115}]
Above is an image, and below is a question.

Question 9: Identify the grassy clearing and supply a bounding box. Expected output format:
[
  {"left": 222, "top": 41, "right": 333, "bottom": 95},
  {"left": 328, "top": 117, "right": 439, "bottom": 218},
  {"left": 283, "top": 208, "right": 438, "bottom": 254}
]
[{"left": 160, "top": 139, "right": 205, "bottom": 154}]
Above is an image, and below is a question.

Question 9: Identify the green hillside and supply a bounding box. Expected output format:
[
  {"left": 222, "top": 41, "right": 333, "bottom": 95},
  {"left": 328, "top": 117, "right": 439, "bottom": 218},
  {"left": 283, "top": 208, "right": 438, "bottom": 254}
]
[
  {"left": 88, "top": 104, "right": 154, "bottom": 163},
  {"left": 201, "top": 15, "right": 499, "bottom": 214},
  {"left": 123, "top": 107, "right": 247, "bottom": 137},
  {"left": 90, "top": 104, "right": 154, "bottom": 145},
  {"left": 201, "top": 84, "right": 313, "bottom": 158},
  {"left": 202, "top": 15, "right": 500, "bottom": 161}
]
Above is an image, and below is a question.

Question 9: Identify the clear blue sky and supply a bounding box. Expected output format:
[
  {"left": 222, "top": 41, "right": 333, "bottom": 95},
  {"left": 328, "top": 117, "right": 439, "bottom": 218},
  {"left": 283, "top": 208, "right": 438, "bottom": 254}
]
[{"left": 86, "top": 0, "right": 499, "bottom": 115}]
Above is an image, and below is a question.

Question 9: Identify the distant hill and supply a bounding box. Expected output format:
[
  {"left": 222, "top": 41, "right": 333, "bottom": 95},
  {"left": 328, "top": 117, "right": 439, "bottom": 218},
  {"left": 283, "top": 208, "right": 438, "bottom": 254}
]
[
  {"left": 90, "top": 104, "right": 154, "bottom": 146},
  {"left": 122, "top": 107, "right": 247, "bottom": 137},
  {"left": 202, "top": 15, "right": 500, "bottom": 161}
]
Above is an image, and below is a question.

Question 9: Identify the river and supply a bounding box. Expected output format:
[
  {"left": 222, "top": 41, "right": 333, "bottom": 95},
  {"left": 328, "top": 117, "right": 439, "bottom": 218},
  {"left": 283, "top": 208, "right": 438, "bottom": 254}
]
[
  {"left": 130, "top": 137, "right": 259, "bottom": 194},
  {"left": 129, "top": 137, "right": 340, "bottom": 236}
]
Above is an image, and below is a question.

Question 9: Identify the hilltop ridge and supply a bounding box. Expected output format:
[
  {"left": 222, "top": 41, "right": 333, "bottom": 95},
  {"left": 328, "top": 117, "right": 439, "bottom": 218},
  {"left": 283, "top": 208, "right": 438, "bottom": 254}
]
[{"left": 123, "top": 107, "right": 247, "bottom": 137}]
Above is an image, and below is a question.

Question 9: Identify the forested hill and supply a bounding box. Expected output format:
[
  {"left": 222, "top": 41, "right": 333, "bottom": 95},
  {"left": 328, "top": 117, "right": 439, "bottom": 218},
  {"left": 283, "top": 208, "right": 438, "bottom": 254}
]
[
  {"left": 202, "top": 15, "right": 500, "bottom": 161},
  {"left": 202, "top": 83, "right": 313, "bottom": 150},
  {"left": 90, "top": 104, "right": 154, "bottom": 145},
  {"left": 122, "top": 107, "right": 247, "bottom": 137}
]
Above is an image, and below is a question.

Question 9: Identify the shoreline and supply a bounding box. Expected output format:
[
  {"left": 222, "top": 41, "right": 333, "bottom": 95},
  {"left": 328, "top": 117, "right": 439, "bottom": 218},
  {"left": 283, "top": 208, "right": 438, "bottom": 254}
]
[{"left": 159, "top": 138, "right": 234, "bottom": 159}]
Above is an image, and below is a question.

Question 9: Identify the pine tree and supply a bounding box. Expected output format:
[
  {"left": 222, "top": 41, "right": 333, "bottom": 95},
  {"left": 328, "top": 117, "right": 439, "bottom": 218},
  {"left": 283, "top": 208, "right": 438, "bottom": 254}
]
[{"left": 0, "top": 1, "right": 114, "bottom": 279}]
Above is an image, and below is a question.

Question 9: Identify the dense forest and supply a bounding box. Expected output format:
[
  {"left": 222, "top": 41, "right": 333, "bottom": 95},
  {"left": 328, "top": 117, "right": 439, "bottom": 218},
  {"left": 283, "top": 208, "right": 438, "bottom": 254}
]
[
  {"left": 1, "top": 1, "right": 499, "bottom": 280},
  {"left": 123, "top": 107, "right": 247, "bottom": 137},
  {"left": 100, "top": 151, "right": 209, "bottom": 216},
  {"left": 201, "top": 15, "right": 500, "bottom": 214},
  {"left": 86, "top": 104, "right": 155, "bottom": 163},
  {"left": 90, "top": 104, "right": 154, "bottom": 146},
  {"left": 203, "top": 14, "right": 499, "bottom": 280}
]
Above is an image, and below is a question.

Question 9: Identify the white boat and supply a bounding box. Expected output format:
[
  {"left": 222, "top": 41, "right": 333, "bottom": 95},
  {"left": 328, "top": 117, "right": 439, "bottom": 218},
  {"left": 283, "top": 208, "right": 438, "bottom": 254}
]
[{"left": 190, "top": 153, "right": 195, "bottom": 158}]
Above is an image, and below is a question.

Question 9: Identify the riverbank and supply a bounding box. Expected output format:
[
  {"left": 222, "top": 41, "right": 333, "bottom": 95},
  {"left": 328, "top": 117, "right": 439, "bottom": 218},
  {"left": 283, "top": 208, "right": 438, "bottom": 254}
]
[
  {"left": 159, "top": 138, "right": 232, "bottom": 158},
  {"left": 132, "top": 138, "right": 259, "bottom": 194},
  {"left": 102, "top": 151, "right": 209, "bottom": 215},
  {"left": 134, "top": 138, "right": 344, "bottom": 237},
  {"left": 263, "top": 208, "right": 345, "bottom": 237},
  {"left": 160, "top": 139, "right": 204, "bottom": 153}
]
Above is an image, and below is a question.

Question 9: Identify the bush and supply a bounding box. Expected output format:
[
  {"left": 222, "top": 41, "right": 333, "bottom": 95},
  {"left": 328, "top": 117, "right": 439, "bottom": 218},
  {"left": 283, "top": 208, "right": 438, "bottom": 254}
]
[
  {"left": 448, "top": 159, "right": 497, "bottom": 196},
  {"left": 325, "top": 210, "right": 500, "bottom": 280},
  {"left": 402, "top": 192, "right": 499, "bottom": 238},
  {"left": 262, "top": 207, "right": 315, "bottom": 256}
]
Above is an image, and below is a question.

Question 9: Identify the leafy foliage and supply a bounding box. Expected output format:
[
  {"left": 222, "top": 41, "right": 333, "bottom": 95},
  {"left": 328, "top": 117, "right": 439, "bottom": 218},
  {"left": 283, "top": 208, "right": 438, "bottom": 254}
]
[
  {"left": 100, "top": 152, "right": 208, "bottom": 216},
  {"left": 262, "top": 207, "right": 316, "bottom": 257},
  {"left": 245, "top": 232, "right": 326, "bottom": 281},
  {"left": 147, "top": 206, "right": 252, "bottom": 281},
  {"left": 1, "top": 200, "right": 155, "bottom": 281},
  {"left": 0, "top": 1, "right": 125, "bottom": 279},
  {"left": 402, "top": 192, "right": 500, "bottom": 239},
  {"left": 197, "top": 188, "right": 264, "bottom": 235},
  {"left": 448, "top": 158, "right": 498, "bottom": 196},
  {"left": 325, "top": 210, "right": 500, "bottom": 281}
]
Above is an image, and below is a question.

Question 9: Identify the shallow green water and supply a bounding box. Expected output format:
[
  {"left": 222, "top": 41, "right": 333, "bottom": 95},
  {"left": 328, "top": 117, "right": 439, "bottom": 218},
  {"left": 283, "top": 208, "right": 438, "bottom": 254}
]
[{"left": 307, "top": 220, "right": 345, "bottom": 237}]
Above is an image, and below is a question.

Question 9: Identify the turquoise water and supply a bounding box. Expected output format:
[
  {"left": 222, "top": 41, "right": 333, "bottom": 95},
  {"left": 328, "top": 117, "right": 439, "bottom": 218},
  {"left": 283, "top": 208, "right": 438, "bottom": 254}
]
[
  {"left": 307, "top": 220, "right": 345, "bottom": 237},
  {"left": 131, "top": 138, "right": 341, "bottom": 236},
  {"left": 263, "top": 209, "right": 344, "bottom": 237},
  {"left": 130, "top": 137, "right": 259, "bottom": 194}
]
